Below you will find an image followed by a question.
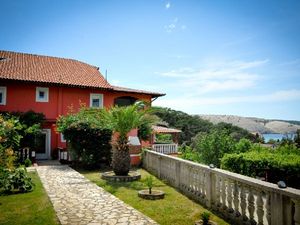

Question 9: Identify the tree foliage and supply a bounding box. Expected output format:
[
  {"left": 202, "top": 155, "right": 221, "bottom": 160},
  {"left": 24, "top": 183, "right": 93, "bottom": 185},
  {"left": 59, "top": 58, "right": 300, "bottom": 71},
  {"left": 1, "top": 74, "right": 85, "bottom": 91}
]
[
  {"left": 0, "top": 115, "right": 34, "bottom": 194},
  {"left": 221, "top": 144, "right": 300, "bottom": 188},
  {"left": 190, "top": 129, "right": 236, "bottom": 167},
  {"left": 57, "top": 107, "right": 112, "bottom": 169},
  {"left": 152, "top": 107, "right": 255, "bottom": 144},
  {"left": 100, "top": 102, "right": 155, "bottom": 175},
  {"left": 152, "top": 107, "right": 213, "bottom": 144}
]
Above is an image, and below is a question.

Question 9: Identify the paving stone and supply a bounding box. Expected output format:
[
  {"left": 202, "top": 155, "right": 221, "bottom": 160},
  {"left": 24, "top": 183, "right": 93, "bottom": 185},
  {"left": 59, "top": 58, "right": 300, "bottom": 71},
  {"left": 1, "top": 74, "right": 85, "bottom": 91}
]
[{"left": 37, "top": 165, "right": 157, "bottom": 225}]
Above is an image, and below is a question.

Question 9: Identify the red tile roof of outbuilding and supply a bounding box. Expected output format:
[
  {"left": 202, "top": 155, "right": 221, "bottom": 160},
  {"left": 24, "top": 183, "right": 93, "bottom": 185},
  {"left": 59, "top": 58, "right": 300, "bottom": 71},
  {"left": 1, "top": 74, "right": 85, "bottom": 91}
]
[
  {"left": 0, "top": 50, "right": 165, "bottom": 97},
  {"left": 152, "top": 125, "right": 181, "bottom": 133},
  {"left": 112, "top": 85, "right": 165, "bottom": 97}
]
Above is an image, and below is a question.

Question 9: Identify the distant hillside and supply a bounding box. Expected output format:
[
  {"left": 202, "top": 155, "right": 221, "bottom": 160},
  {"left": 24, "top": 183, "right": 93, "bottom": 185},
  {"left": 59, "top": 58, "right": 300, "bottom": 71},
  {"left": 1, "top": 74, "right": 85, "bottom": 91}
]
[{"left": 199, "top": 115, "right": 300, "bottom": 134}]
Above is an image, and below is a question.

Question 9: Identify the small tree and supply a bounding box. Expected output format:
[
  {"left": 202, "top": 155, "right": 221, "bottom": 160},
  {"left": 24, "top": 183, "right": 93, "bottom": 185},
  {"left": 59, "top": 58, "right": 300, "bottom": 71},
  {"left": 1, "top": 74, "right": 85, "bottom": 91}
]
[
  {"left": 101, "top": 102, "right": 155, "bottom": 176},
  {"left": 192, "top": 129, "right": 236, "bottom": 167},
  {"left": 145, "top": 175, "right": 154, "bottom": 194}
]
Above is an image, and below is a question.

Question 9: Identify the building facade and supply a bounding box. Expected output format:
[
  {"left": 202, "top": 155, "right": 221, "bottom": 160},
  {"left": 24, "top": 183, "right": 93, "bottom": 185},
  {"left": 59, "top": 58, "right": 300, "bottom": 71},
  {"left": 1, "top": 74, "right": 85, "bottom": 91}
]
[{"left": 0, "top": 50, "right": 164, "bottom": 161}]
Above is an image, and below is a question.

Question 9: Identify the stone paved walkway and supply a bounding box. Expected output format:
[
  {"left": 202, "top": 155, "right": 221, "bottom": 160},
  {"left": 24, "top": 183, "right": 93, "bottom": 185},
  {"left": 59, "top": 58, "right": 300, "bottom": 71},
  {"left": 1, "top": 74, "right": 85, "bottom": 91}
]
[{"left": 36, "top": 165, "right": 157, "bottom": 225}]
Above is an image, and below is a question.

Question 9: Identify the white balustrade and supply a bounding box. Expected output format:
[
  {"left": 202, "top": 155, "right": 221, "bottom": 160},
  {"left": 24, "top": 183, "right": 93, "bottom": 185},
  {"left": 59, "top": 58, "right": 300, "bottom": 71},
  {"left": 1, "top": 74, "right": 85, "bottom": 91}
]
[
  {"left": 152, "top": 143, "right": 178, "bottom": 154},
  {"left": 143, "top": 150, "right": 300, "bottom": 225}
]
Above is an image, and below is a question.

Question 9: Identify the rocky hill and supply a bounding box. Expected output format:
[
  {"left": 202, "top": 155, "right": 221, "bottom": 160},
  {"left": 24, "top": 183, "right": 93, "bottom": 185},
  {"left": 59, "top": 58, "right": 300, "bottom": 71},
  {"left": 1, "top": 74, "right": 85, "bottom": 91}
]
[{"left": 198, "top": 115, "right": 300, "bottom": 134}]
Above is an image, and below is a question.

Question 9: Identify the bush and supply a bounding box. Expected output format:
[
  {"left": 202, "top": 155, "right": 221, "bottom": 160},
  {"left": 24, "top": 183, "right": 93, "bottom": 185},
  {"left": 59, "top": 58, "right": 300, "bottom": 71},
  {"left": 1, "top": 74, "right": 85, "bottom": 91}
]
[
  {"left": 0, "top": 167, "right": 34, "bottom": 194},
  {"left": 201, "top": 211, "right": 211, "bottom": 225},
  {"left": 57, "top": 108, "right": 112, "bottom": 169},
  {"left": 180, "top": 145, "right": 203, "bottom": 163},
  {"left": 221, "top": 145, "right": 300, "bottom": 188},
  {"left": 235, "top": 138, "right": 252, "bottom": 153},
  {"left": 24, "top": 158, "right": 32, "bottom": 167}
]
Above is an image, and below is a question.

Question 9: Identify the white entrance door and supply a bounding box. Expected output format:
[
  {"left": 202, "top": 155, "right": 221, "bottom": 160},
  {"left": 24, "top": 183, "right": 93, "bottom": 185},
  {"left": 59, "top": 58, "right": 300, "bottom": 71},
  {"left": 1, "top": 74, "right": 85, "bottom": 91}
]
[{"left": 36, "top": 129, "right": 51, "bottom": 160}]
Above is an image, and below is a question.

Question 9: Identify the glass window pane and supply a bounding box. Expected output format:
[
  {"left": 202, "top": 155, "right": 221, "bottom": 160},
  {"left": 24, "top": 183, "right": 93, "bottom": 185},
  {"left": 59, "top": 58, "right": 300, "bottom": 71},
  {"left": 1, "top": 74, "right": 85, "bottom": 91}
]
[
  {"left": 92, "top": 98, "right": 100, "bottom": 107},
  {"left": 39, "top": 91, "right": 45, "bottom": 98},
  {"left": 0, "top": 92, "right": 2, "bottom": 103}
]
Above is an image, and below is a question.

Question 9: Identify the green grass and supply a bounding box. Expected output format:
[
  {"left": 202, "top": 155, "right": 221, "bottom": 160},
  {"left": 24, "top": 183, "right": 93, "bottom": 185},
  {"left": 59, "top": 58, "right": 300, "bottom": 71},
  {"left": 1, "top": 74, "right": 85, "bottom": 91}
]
[
  {"left": 80, "top": 168, "right": 229, "bottom": 225},
  {"left": 0, "top": 171, "right": 59, "bottom": 225}
]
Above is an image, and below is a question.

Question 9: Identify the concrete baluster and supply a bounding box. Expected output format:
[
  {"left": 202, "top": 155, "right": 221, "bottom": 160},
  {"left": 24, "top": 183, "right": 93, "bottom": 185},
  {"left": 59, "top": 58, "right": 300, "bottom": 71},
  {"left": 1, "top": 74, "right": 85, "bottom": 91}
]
[
  {"left": 240, "top": 185, "right": 247, "bottom": 222},
  {"left": 265, "top": 192, "right": 271, "bottom": 225},
  {"left": 248, "top": 188, "right": 255, "bottom": 223},
  {"left": 227, "top": 179, "right": 233, "bottom": 214},
  {"left": 293, "top": 199, "right": 300, "bottom": 225},
  {"left": 215, "top": 174, "right": 220, "bottom": 209},
  {"left": 233, "top": 181, "right": 240, "bottom": 217},
  {"left": 221, "top": 177, "right": 227, "bottom": 212},
  {"left": 256, "top": 189, "right": 264, "bottom": 225}
]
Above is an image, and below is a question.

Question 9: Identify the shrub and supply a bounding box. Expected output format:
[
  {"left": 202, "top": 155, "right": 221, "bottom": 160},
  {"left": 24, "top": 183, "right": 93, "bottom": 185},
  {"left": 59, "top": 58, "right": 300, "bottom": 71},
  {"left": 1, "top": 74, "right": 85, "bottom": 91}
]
[
  {"left": 221, "top": 145, "right": 300, "bottom": 188},
  {"left": 201, "top": 211, "right": 211, "bottom": 225},
  {"left": 180, "top": 145, "right": 203, "bottom": 163},
  {"left": 144, "top": 175, "right": 154, "bottom": 194},
  {"left": 0, "top": 167, "right": 34, "bottom": 194},
  {"left": 24, "top": 158, "right": 32, "bottom": 167},
  {"left": 235, "top": 138, "right": 252, "bottom": 153},
  {"left": 155, "top": 133, "right": 173, "bottom": 144},
  {"left": 57, "top": 108, "right": 112, "bottom": 169}
]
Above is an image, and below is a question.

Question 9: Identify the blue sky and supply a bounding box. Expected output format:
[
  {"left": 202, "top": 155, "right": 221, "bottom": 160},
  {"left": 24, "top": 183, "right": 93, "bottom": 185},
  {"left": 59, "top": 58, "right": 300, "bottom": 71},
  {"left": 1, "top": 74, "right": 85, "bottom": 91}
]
[{"left": 1, "top": 0, "right": 300, "bottom": 120}]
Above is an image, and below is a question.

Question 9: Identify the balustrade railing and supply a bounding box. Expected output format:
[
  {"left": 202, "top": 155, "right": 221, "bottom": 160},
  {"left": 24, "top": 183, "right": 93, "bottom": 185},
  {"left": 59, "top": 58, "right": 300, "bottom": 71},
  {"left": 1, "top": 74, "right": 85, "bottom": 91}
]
[
  {"left": 152, "top": 143, "right": 178, "bottom": 154},
  {"left": 143, "top": 150, "right": 300, "bottom": 225}
]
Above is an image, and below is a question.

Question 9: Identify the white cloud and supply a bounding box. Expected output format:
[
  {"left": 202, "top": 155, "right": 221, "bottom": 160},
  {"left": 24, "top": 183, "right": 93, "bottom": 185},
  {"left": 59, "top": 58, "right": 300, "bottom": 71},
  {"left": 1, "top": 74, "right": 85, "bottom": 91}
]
[
  {"left": 153, "top": 89, "right": 300, "bottom": 112},
  {"left": 158, "top": 59, "right": 268, "bottom": 94},
  {"left": 165, "top": 2, "right": 171, "bottom": 9}
]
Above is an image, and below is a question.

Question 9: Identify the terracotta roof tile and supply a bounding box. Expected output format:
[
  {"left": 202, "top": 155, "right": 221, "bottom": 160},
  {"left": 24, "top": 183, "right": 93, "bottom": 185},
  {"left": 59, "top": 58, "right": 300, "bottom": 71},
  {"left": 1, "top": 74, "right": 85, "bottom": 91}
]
[
  {"left": 112, "top": 85, "right": 165, "bottom": 97},
  {"left": 0, "top": 50, "right": 165, "bottom": 97},
  {"left": 0, "top": 50, "right": 112, "bottom": 89},
  {"left": 152, "top": 125, "right": 181, "bottom": 133}
]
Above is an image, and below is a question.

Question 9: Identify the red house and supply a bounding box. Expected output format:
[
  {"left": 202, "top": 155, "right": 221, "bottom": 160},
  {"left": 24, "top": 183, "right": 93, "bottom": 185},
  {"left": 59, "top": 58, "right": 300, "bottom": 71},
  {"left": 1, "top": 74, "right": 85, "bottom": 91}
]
[{"left": 0, "top": 50, "right": 164, "bottom": 161}]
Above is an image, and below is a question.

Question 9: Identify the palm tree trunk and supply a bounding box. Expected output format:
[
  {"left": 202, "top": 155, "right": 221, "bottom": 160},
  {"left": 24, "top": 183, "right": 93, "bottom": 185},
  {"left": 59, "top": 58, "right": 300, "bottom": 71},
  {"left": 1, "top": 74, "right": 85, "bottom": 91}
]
[{"left": 112, "top": 135, "right": 131, "bottom": 176}]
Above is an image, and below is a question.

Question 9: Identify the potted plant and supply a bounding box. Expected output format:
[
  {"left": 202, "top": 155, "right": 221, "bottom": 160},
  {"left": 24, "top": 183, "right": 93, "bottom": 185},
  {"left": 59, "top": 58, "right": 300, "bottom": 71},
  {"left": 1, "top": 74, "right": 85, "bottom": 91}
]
[
  {"left": 138, "top": 175, "right": 165, "bottom": 200},
  {"left": 195, "top": 211, "right": 217, "bottom": 225}
]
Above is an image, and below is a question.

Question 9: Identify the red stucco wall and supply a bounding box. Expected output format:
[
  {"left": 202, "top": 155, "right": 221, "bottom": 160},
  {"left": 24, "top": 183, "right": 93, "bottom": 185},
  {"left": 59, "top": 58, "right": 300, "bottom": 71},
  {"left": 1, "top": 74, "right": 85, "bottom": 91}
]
[{"left": 0, "top": 81, "right": 152, "bottom": 158}]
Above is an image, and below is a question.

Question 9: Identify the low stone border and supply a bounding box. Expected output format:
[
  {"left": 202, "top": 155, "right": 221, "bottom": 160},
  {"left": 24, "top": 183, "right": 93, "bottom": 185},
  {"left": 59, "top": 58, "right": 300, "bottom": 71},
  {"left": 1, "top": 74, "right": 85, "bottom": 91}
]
[
  {"left": 101, "top": 171, "right": 141, "bottom": 182},
  {"left": 138, "top": 190, "right": 165, "bottom": 200}
]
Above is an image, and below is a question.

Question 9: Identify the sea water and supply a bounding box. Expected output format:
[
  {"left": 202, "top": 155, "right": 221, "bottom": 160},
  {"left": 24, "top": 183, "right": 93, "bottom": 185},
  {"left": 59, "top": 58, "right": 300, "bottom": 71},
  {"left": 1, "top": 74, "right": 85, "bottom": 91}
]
[{"left": 262, "top": 133, "right": 295, "bottom": 142}]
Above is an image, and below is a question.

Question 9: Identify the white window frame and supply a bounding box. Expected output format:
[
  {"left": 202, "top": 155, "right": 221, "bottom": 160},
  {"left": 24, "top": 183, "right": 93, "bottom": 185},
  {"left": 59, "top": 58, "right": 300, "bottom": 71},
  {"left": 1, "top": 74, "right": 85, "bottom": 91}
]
[
  {"left": 60, "top": 133, "right": 66, "bottom": 143},
  {"left": 90, "top": 93, "right": 103, "bottom": 108},
  {"left": 0, "top": 86, "right": 7, "bottom": 105},
  {"left": 36, "top": 87, "right": 49, "bottom": 102}
]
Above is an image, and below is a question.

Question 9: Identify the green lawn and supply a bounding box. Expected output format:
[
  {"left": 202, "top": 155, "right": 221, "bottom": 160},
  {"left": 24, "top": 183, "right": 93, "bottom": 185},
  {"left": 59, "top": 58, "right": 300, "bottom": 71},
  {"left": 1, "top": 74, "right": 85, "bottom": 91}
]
[
  {"left": 80, "top": 168, "right": 229, "bottom": 225},
  {"left": 0, "top": 171, "right": 59, "bottom": 225}
]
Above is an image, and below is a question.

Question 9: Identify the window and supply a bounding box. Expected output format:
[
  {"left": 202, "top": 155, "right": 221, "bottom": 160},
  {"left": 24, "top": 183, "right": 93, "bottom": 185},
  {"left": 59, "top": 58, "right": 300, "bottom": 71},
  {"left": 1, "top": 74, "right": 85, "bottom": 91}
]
[
  {"left": 36, "top": 87, "right": 49, "bottom": 102},
  {"left": 60, "top": 133, "right": 66, "bottom": 143},
  {"left": 114, "top": 96, "right": 137, "bottom": 106},
  {"left": 90, "top": 93, "right": 103, "bottom": 108},
  {"left": 0, "top": 86, "right": 7, "bottom": 105}
]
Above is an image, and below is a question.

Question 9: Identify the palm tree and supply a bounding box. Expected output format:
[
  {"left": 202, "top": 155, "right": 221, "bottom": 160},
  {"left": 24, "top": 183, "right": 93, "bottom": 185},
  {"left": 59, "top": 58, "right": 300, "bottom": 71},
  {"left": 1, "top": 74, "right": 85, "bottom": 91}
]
[{"left": 102, "top": 102, "right": 154, "bottom": 176}]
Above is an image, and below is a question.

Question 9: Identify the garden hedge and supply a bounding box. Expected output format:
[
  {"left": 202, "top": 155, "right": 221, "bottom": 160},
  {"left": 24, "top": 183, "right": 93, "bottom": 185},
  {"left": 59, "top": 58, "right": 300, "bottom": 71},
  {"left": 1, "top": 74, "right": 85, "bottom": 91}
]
[{"left": 221, "top": 150, "right": 300, "bottom": 189}]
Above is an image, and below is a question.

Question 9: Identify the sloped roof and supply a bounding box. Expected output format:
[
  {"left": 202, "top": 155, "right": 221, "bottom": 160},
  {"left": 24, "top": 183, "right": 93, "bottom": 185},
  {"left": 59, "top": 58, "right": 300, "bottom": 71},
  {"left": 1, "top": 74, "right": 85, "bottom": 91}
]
[
  {"left": 112, "top": 85, "right": 165, "bottom": 97},
  {"left": 0, "top": 50, "right": 111, "bottom": 89},
  {"left": 152, "top": 125, "right": 181, "bottom": 133},
  {"left": 0, "top": 50, "right": 165, "bottom": 97}
]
